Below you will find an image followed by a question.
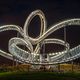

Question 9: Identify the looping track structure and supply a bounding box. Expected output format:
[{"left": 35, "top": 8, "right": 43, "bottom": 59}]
[{"left": 0, "top": 10, "right": 80, "bottom": 65}]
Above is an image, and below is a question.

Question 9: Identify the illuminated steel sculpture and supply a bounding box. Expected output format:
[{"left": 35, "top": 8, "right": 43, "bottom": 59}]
[{"left": 0, "top": 10, "right": 80, "bottom": 65}]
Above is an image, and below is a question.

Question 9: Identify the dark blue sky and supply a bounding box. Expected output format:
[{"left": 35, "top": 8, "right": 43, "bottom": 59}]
[{"left": 0, "top": 0, "right": 80, "bottom": 52}]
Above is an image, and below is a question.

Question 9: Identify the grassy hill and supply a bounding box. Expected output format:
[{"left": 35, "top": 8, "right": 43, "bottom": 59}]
[{"left": 0, "top": 71, "right": 80, "bottom": 80}]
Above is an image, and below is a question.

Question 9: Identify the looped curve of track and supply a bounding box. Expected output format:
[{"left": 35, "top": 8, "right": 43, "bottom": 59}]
[{"left": 0, "top": 10, "right": 80, "bottom": 65}]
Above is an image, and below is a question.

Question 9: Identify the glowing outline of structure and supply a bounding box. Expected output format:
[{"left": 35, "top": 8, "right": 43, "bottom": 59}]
[{"left": 0, "top": 10, "right": 80, "bottom": 65}]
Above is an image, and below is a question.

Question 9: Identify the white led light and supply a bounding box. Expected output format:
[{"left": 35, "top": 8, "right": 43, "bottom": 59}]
[{"left": 0, "top": 10, "right": 80, "bottom": 65}]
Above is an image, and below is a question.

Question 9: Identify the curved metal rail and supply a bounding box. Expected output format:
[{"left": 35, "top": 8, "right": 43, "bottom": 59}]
[{"left": 0, "top": 10, "right": 80, "bottom": 65}]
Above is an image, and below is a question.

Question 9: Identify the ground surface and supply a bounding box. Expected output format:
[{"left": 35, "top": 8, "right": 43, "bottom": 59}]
[{"left": 0, "top": 71, "right": 80, "bottom": 80}]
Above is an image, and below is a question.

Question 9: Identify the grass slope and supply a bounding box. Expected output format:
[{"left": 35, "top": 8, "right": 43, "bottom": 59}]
[{"left": 0, "top": 71, "right": 80, "bottom": 80}]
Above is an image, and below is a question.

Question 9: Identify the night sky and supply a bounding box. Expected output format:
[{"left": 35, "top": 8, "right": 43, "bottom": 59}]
[{"left": 0, "top": 0, "right": 80, "bottom": 64}]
